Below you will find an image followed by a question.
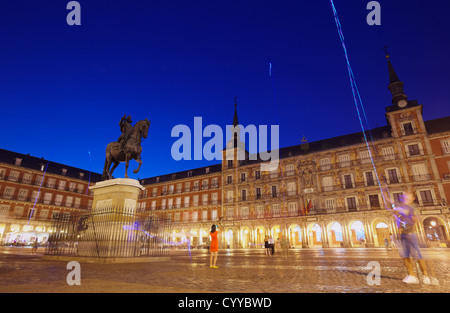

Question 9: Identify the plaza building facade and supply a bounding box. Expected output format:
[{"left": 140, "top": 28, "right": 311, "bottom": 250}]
[
  {"left": 140, "top": 55, "right": 450, "bottom": 250},
  {"left": 0, "top": 149, "right": 102, "bottom": 245},
  {"left": 1, "top": 55, "right": 449, "bottom": 250}
]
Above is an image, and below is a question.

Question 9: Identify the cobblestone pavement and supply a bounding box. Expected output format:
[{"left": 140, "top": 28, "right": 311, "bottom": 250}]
[{"left": 0, "top": 247, "right": 449, "bottom": 293}]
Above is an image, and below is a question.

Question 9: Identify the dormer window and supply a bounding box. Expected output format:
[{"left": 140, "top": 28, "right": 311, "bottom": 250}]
[{"left": 15, "top": 158, "right": 22, "bottom": 166}]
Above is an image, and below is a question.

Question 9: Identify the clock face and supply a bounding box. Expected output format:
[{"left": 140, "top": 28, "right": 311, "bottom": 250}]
[{"left": 398, "top": 100, "right": 407, "bottom": 108}]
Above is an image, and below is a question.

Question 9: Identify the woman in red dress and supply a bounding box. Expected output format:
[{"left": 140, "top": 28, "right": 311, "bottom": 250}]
[{"left": 209, "top": 224, "right": 221, "bottom": 268}]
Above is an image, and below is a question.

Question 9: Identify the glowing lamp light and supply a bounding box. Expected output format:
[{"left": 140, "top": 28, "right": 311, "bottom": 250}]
[{"left": 430, "top": 221, "right": 437, "bottom": 227}]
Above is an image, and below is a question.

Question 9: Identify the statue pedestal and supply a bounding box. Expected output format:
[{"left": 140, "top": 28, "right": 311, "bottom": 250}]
[{"left": 77, "top": 178, "right": 145, "bottom": 258}]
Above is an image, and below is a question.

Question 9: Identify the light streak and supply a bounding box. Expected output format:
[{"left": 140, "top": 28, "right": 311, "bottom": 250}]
[
  {"left": 329, "top": 0, "right": 389, "bottom": 207},
  {"left": 123, "top": 225, "right": 193, "bottom": 261},
  {"left": 28, "top": 161, "right": 49, "bottom": 225}
]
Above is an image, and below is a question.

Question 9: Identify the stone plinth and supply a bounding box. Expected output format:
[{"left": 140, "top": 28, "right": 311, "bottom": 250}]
[{"left": 77, "top": 178, "right": 145, "bottom": 258}]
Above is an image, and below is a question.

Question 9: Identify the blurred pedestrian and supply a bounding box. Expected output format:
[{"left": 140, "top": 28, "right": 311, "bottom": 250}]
[
  {"left": 280, "top": 234, "right": 289, "bottom": 259},
  {"left": 384, "top": 191, "right": 434, "bottom": 284},
  {"left": 269, "top": 236, "right": 275, "bottom": 255},
  {"left": 31, "top": 238, "right": 39, "bottom": 254},
  {"left": 264, "top": 235, "right": 270, "bottom": 256}
]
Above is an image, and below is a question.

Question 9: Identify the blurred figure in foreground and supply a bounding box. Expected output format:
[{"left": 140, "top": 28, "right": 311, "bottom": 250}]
[{"left": 384, "top": 190, "right": 438, "bottom": 285}]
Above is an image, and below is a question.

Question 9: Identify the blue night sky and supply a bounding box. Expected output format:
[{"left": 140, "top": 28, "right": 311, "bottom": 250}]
[{"left": 1, "top": 0, "right": 449, "bottom": 179}]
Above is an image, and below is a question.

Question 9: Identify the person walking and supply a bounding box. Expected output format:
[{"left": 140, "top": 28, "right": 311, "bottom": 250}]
[
  {"left": 209, "top": 224, "right": 221, "bottom": 269},
  {"left": 264, "top": 235, "right": 270, "bottom": 256},
  {"left": 383, "top": 190, "right": 434, "bottom": 284},
  {"left": 269, "top": 236, "right": 275, "bottom": 255},
  {"left": 280, "top": 234, "right": 289, "bottom": 259}
]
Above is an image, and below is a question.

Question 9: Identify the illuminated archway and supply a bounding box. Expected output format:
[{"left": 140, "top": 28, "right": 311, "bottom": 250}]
[
  {"left": 288, "top": 224, "right": 302, "bottom": 248},
  {"left": 241, "top": 227, "right": 251, "bottom": 249},
  {"left": 423, "top": 217, "right": 448, "bottom": 246},
  {"left": 350, "top": 221, "right": 365, "bottom": 247},
  {"left": 307, "top": 223, "right": 322, "bottom": 247},
  {"left": 328, "top": 222, "right": 343, "bottom": 247}
]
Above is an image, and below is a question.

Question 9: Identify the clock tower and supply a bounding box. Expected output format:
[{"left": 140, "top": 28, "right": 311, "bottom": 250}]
[{"left": 384, "top": 53, "right": 426, "bottom": 139}]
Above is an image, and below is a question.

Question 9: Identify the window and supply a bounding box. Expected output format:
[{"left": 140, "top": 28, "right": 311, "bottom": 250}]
[
  {"left": 183, "top": 211, "right": 189, "bottom": 222},
  {"left": 346, "top": 197, "right": 357, "bottom": 211},
  {"left": 202, "top": 194, "right": 208, "bottom": 205},
  {"left": 287, "top": 182, "right": 296, "bottom": 196},
  {"left": 8, "top": 170, "right": 19, "bottom": 182},
  {"left": 382, "top": 147, "right": 395, "bottom": 160},
  {"left": 152, "top": 187, "right": 157, "bottom": 197},
  {"left": 226, "top": 190, "right": 233, "bottom": 203},
  {"left": 193, "top": 195, "right": 199, "bottom": 206},
  {"left": 442, "top": 140, "right": 450, "bottom": 155},
  {"left": 176, "top": 197, "right": 181, "bottom": 208},
  {"left": 169, "top": 185, "right": 174, "bottom": 194},
  {"left": 184, "top": 196, "right": 190, "bottom": 208},
  {"left": 176, "top": 184, "right": 182, "bottom": 193},
  {"left": 272, "top": 204, "right": 280, "bottom": 217},
  {"left": 241, "top": 189, "right": 247, "bottom": 201},
  {"left": 255, "top": 170, "right": 261, "bottom": 180},
  {"left": 54, "top": 194, "right": 63, "bottom": 205},
  {"left": 240, "top": 173, "right": 246, "bottom": 182},
  {"left": 211, "top": 210, "right": 217, "bottom": 221},
  {"left": 320, "top": 158, "right": 331, "bottom": 171},
  {"left": 228, "top": 160, "right": 233, "bottom": 169},
  {"left": 359, "top": 150, "right": 371, "bottom": 164},
  {"left": 227, "top": 207, "right": 234, "bottom": 219},
  {"left": 211, "top": 178, "right": 218, "bottom": 188},
  {"left": 151, "top": 200, "right": 156, "bottom": 210},
  {"left": 364, "top": 171, "right": 375, "bottom": 186},
  {"left": 288, "top": 202, "right": 298, "bottom": 215},
  {"left": 161, "top": 199, "right": 166, "bottom": 210},
  {"left": 338, "top": 154, "right": 351, "bottom": 167},
  {"left": 369, "top": 195, "right": 380, "bottom": 209},
  {"left": 256, "top": 187, "right": 261, "bottom": 199},
  {"left": 387, "top": 168, "right": 400, "bottom": 184},
  {"left": 65, "top": 196, "right": 73, "bottom": 207},
  {"left": 419, "top": 190, "right": 434, "bottom": 205},
  {"left": 212, "top": 193, "right": 218, "bottom": 205},
  {"left": 322, "top": 176, "right": 333, "bottom": 191},
  {"left": 15, "top": 158, "right": 22, "bottom": 166},
  {"left": 241, "top": 207, "right": 249, "bottom": 219},
  {"left": 227, "top": 175, "right": 232, "bottom": 185},
  {"left": 202, "top": 179, "right": 209, "bottom": 189},
  {"left": 343, "top": 174, "right": 354, "bottom": 189},
  {"left": 18, "top": 189, "right": 28, "bottom": 201},
  {"left": 325, "top": 198, "right": 336, "bottom": 211},
  {"left": 14, "top": 206, "right": 24, "bottom": 218},
  {"left": 412, "top": 163, "right": 429, "bottom": 181},
  {"left": 46, "top": 178, "right": 56, "bottom": 189},
  {"left": 75, "top": 198, "right": 82, "bottom": 208},
  {"left": 3, "top": 187, "right": 15, "bottom": 199},
  {"left": 256, "top": 205, "right": 264, "bottom": 218},
  {"left": 184, "top": 182, "right": 190, "bottom": 192},
  {"left": 27, "top": 208, "right": 36, "bottom": 219},
  {"left": 192, "top": 211, "right": 198, "bottom": 222},
  {"left": 286, "top": 164, "right": 295, "bottom": 176},
  {"left": 407, "top": 144, "right": 421, "bottom": 156},
  {"left": 39, "top": 209, "right": 49, "bottom": 220},
  {"left": 402, "top": 122, "right": 415, "bottom": 136},
  {"left": 0, "top": 205, "right": 10, "bottom": 217},
  {"left": 271, "top": 185, "right": 277, "bottom": 198},
  {"left": 168, "top": 198, "right": 173, "bottom": 209},
  {"left": 22, "top": 173, "right": 32, "bottom": 184},
  {"left": 58, "top": 180, "right": 67, "bottom": 190},
  {"left": 202, "top": 210, "right": 208, "bottom": 221}
]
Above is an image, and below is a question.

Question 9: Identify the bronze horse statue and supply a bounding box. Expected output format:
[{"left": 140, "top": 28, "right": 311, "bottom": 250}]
[{"left": 102, "top": 119, "right": 150, "bottom": 180}]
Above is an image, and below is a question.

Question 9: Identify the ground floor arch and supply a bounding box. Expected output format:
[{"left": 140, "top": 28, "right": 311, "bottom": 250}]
[
  {"left": 307, "top": 223, "right": 322, "bottom": 247},
  {"left": 423, "top": 216, "right": 449, "bottom": 247},
  {"left": 327, "top": 222, "right": 344, "bottom": 247}
]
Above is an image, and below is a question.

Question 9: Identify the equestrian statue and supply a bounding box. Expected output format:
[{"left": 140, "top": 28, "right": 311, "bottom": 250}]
[{"left": 102, "top": 114, "right": 150, "bottom": 180}]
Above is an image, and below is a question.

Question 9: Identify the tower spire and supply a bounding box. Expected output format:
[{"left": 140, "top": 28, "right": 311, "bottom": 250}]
[
  {"left": 233, "top": 96, "right": 239, "bottom": 127},
  {"left": 385, "top": 52, "right": 408, "bottom": 109}
]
